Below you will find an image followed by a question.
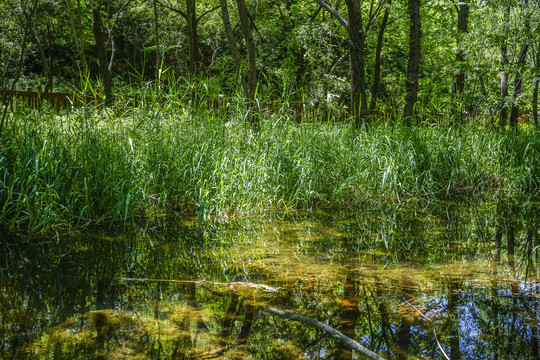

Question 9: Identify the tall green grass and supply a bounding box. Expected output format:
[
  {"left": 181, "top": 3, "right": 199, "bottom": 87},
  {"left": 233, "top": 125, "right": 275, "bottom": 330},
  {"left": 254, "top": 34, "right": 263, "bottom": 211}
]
[{"left": 1, "top": 99, "right": 539, "bottom": 232}]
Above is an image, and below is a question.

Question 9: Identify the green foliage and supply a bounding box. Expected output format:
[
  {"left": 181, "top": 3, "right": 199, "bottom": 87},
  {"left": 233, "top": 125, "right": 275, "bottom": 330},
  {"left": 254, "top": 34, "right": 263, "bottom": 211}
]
[{"left": 1, "top": 100, "right": 539, "bottom": 232}]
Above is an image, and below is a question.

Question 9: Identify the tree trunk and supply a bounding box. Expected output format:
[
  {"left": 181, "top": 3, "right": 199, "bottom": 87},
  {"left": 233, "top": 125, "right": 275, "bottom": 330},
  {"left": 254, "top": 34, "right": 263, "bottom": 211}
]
[
  {"left": 403, "top": 0, "right": 421, "bottom": 124},
  {"left": 509, "top": 43, "right": 529, "bottom": 129},
  {"left": 452, "top": 3, "right": 469, "bottom": 107},
  {"left": 186, "top": 0, "right": 200, "bottom": 78},
  {"left": 369, "top": 0, "right": 391, "bottom": 113},
  {"left": 345, "top": 0, "right": 368, "bottom": 127},
  {"left": 236, "top": 0, "right": 257, "bottom": 101},
  {"left": 219, "top": 0, "right": 243, "bottom": 88},
  {"left": 499, "top": 7, "right": 510, "bottom": 129},
  {"left": 26, "top": 17, "right": 53, "bottom": 92},
  {"left": 92, "top": 1, "right": 113, "bottom": 105},
  {"left": 153, "top": 0, "right": 161, "bottom": 81},
  {"left": 236, "top": 0, "right": 259, "bottom": 130}
]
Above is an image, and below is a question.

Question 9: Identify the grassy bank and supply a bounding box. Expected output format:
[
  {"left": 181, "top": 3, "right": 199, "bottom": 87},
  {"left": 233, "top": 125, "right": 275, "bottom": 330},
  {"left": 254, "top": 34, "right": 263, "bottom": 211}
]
[{"left": 1, "top": 103, "right": 539, "bottom": 232}]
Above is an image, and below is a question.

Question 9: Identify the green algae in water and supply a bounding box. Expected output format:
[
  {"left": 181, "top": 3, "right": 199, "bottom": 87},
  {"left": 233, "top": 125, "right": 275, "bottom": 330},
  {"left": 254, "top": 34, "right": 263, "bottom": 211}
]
[{"left": 2, "top": 199, "right": 540, "bottom": 359}]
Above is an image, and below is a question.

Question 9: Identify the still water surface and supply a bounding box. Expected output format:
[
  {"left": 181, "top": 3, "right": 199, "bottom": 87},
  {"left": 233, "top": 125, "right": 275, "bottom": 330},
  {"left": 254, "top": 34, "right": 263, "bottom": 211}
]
[{"left": 2, "top": 199, "right": 540, "bottom": 359}]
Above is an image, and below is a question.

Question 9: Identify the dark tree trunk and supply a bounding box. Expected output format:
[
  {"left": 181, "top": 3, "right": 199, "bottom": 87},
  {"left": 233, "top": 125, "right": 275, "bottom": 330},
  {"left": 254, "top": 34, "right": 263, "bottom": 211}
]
[
  {"left": 369, "top": 0, "right": 391, "bottom": 113},
  {"left": 345, "top": 0, "right": 368, "bottom": 127},
  {"left": 92, "top": 1, "right": 113, "bottom": 105},
  {"left": 236, "top": 0, "right": 259, "bottom": 130},
  {"left": 499, "top": 7, "right": 510, "bottom": 129},
  {"left": 237, "top": 0, "right": 257, "bottom": 101},
  {"left": 219, "top": 0, "right": 243, "bottom": 88},
  {"left": 153, "top": 0, "right": 161, "bottom": 80},
  {"left": 452, "top": 3, "right": 469, "bottom": 105},
  {"left": 509, "top": 44, "right": 529, "bottom": 129},
  {"left": 403, "top": 0, "right": 421, "bottom": 124},
  {"left": 186, "top": 0, "right": 200, "bottom": 78},
  {"left": 27, "top": 17, "right": 53, "bottom": 92}
]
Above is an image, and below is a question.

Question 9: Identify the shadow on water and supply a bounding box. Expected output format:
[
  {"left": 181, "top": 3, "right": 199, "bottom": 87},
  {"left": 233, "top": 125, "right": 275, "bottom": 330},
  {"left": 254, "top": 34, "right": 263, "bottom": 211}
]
[{"left": 1, "top": 198, "right": 540, "bottom": 359}]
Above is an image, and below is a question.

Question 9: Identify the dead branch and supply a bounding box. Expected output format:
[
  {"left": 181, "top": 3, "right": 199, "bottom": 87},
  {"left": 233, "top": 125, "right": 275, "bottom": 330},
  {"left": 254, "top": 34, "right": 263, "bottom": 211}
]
[
  {"left": 264, "top": 306, "right": 385, "bottom": 360},
  {"left": 121, "top": 277, "right": 280, "bottom": 293}
]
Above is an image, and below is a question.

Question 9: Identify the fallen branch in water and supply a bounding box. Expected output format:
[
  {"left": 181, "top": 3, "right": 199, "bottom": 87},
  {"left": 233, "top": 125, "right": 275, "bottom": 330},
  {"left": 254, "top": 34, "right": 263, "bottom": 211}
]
[
  {"left": 120, "top": 277, "right": 279, "bottom": 292},
  {"left": 264, "top": 306, "right": 385, "bottom": 360}
]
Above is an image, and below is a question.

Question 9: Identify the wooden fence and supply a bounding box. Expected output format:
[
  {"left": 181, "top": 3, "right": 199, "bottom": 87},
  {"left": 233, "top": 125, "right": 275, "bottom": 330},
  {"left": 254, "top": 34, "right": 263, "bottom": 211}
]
[
  {"left": 0, "top": 88, "right": 354, "bottom": 122},
  {"left": 0, "top": 89, "right": 101, "bottom": 110},
  {"left": 5, "top": 89, "right": 522, "bottom": 125}
]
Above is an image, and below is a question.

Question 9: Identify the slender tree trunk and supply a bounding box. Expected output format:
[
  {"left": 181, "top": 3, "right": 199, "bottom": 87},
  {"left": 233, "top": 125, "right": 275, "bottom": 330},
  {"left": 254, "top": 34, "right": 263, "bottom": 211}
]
[
  {"left": 186, "top": 0, "right": 200, "bottom": 78},
  {"left": 369, "top": 0, "right": 391, "bottom": 113},
  {"left": 345, "top": 0, "right": 368, "bottom": 127},
  {"left": 26, "top": 17, "right": 53, "bottom": 92},
  {"left": 92, "top": 0, "right": 113, "bottom": 105},
  {"left": 236, "top": 0, "right": 259, "bottom": 130},
  {"left": 219, "top": 0, "right": 243, "bottom": 88},
  {"left": 153, "top": 0, "right": 161, "bottom": 81},
  {"left": 403, "top": 0, "right": 421, "bottom": 124},
  {"left": 237, "top": 0, "right": 257, "bottom": 101},
  {"left": 499, "top": 7, "right": 510, "bottom": 129},
  {"left": 509, "top": 44, "right": 529, "bottom": 129},
  {"left": 452, "top": 2, "right": 469, "bottom": 114}
]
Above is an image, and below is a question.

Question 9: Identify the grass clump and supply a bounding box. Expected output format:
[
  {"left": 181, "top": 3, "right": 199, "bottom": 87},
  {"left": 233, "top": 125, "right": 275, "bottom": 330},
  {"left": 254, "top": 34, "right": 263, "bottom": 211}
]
[{"left": 1, "top": 103, "right": 539, "bottom": 232}]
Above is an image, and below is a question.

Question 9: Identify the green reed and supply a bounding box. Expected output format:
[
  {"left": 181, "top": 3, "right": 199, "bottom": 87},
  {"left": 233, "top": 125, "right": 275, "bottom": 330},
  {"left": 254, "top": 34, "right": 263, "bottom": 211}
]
[{"left": 1, "top": 97, "right": 539, "bottom": 232}]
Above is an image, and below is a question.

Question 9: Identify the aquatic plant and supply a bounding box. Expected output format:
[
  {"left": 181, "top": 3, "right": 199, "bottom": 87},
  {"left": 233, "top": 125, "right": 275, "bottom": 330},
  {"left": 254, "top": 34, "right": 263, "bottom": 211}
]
[{"left": 0, "top": 100, "right": 539, "bottom": 232}]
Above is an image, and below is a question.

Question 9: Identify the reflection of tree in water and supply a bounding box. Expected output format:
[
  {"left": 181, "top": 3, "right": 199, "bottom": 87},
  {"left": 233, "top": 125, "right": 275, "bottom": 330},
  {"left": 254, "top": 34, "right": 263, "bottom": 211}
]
[
  {"left": 2, "top": 200, "right": 540, "bottom": 359},
  {"left": 334, "top": 266, "right": 359, "bottom": 360}
]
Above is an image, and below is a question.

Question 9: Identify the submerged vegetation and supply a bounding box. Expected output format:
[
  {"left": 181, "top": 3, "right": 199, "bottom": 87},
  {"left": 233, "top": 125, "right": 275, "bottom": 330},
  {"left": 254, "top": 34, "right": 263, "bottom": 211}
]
[{"left": 1, "top": 96, "right": 539, "bottom": 232}]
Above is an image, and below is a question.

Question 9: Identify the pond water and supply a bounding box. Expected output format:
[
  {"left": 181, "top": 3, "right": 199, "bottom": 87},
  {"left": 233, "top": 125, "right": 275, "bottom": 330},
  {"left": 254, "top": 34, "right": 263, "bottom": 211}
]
[{"left": 2, "top": 199, "right": 540, "bottom": 359}]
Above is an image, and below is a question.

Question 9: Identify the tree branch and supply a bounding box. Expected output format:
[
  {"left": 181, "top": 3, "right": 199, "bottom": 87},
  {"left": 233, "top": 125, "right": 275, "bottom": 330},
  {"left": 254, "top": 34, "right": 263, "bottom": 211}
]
[
  {"left": 156, "top": 0, "right": 186, "bottom": 19},
  {"left": 196, "top": 5, "right": 220, "bottom": 24},
  {"left": 265, "top": 306, "right": 386, "bottom": 360},
  {"left": 314, "top": 0, "right": 348, "bottom": 28},
  {"left": 365, "top": 0, "right": 387, "bottom": 33},
  {"left": 310, "top": 4, "right": 322, "bottom": 21}
]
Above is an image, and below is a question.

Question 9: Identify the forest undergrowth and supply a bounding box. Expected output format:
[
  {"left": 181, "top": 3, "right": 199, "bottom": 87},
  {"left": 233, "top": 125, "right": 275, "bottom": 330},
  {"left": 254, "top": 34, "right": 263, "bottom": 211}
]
[{"left": 1, "top": 101, "right": 539, "bottom": 233}]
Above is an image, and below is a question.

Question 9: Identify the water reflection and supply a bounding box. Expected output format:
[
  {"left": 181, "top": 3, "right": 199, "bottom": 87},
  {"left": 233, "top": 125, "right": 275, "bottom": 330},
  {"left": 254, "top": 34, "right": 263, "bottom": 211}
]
[{"left": 1, "top": 198, "right": 540, "bottom": 359}]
